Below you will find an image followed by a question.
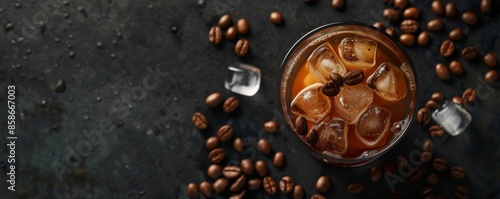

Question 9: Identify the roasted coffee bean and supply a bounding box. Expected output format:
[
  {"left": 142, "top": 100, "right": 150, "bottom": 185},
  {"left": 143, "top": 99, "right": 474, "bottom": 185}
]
[
  {"left": 484, "top": 53, "right": 497, "bottom": 68},
  {"left": 422, "top": 139, "right": 434, "bottom": 151},
  {"left": 449, "top": 28, "right": 464, "bottom": 41},
  {"left": 383, "top": 8, "right": 400, "bottom": 22},
  {"left": 420, "top": 151, "right": 432, "bottom": 162},
  {"left": 269, "top": 11, "right": 284, "bottom": 25},
  {"left": 322, "top": 82, "right": 340, "bottom": 96},
  {"left": 431, "top": 0, "right": 444, "bottom": 16},
  {"left": 207, "top": 164, "right": 222, "bottom": 179},
  {"left": 420, "top": 185, "right": 434, "bottom": 198},
  {"left": 280, "top": 176, "right": 295, "bottom": 193},
  {"left": 347, "top": 183, "right": 364, "bottom": 194},
  {"left": 226, "top": 26, "right": 238, "bottom": 40},
  {"left": 399, "top": 33, "right": 415, "bottom": 46},
  {"left": 394, "top": 0, "right": 407, "bottom": 9},
  {"left": 240, "top": 159, "right": 255, "bottom": 176},
  {"left": 223, "top": 96, "right": 239, "bottom": 112},
  {"left": 427, "top": 173, "right": 438, "bottom": 185},
  {"left": 315, "top": 175, "right": 330, "bottom": 193},
  {"left": 403, "top": 7, "right": 420, "bottom": 19},
  {"left": 462, "top": 88, "right": 476, "bottom": 103},
  {"left": 257, "top": 138, "right": 272, "bottom": 155},
  {"left": 222, "top": 166, "right": 241, "bottom": 179},
  {"left": 187, "top": 183, "right": 199, "bottom": 199},
  {"left": 481, "top": 0, "right": 492, "bottom": 14},
  {"left": 454, "top": 185, "right": 470, "bottom": 199},
  {"left": 452, "top": 96, "right": 465, "bottom": 106},
  {"left": 451, "top": 166, "right": 466, "bottom": 179},
  {"left": 205, "top": 136, "right": 220, "bottom": 150},
  {"left": 192, "top": 112, "right": 208, "bottom": 130},
  {"left": 218, "top": 14, "right": 232, "bottom": 29},
  {"left": 344, "top": 70, "right": 365, "bottom": 85},
  {"left": 199, "top": 181, "right": 215, "bottom": 198},
  {"left": 234, "top": 39, "right": 249, "bottom": 57},
  {"left": 427, "top": 19, "right": 443, "bottom": 31},
  {"left": 462, "top": 46, "right": 478, "bottom": 60},
  {"left": 485, "top": 70, "right": 499, "bottom": 84},
  {"left": 400, "top": 19, "right": 419, "bottom": 33},
  {"left": 331, "top": 0, "right": 344, "bottom": 10},
  {"left": 389, "top": 189, "right": 401, "bottom": 198},
  {"left": 263, "top": 176, "right": 277, "bottom": 195},
  {"left": 248, "top": 178, "right": 262, "bottom": 190},
  {"left": 373, "top": 22, "right": 385, "bottom": 30},
  {"left": 425, "top": 99, "right": 440, "bottom": 109},
  {"left": 462, "top": 12, "right": 478, "bottom": 26},
  {"left": 408, "top": 167, "right": 423, "bottom": 181},
  {"left": 417, "top": 31, "right": 430, "bottom": 46},
  {"left": 295, "top": 116, "right": 308, "bottom": 135},
  {"left": 431, "top": 92, "right": 445, "bottom": 103},
  {"left": 236, "top": 18, "right": 250, "bottom": 35},
  {"left": 449, "top": 60, "right": 464, "bottom": 76},
  {"left": 209, "top": 26, "right": 222, "bottom": 45},
  {"left": 217, "top": 125, "right": 234, "bottom": 142},
  {"left": 435, "top": 63, "right": 450, "bottom": 81},
  {"left": 208, "top": 148, "right": 225, "bottom": 163},
  {"left": 417, "top": 107, "right": 431, "bottom": 126},
  {"left": 264, "top": 120, "right": 279, "bottom": 133},
  {"left": 445, "top": 3, "right": 457, "bottom": 18},
  {"left": 255, "top": 160, "right": 269, "bottom": 176},
  {"left": 306, "top": 129, "right": 319, "bottom": 146},
  {"left": 229, "top": 189, "right": 245, "bottom": 199},
  {"left": 293, "top": 185, "right": 304, "bottom": 199},
  {"left": 440, "top": 40, "right": 455, "bottom": 57},
  {"left": 370, "top": 166, "right": 383, "bottom": 182},
  {"left": 213, "top": 178, "right": 229, "bottom": 193},
  {"left": 429, "top": 125, "right": 445, "bottom": 137},
  {"left": 205, "top": 92, "right": 223, "bottom": 108},
  {"left": 432, "top": 158, "right": 448, "bottom": 171},
  {"left": 233, "top": 137, "right": 244, "bottom": 152},
  {"left": 385, "top": 27, "right": 395, "bottom": 37},
  {"left": 230, "top": 175, "right": 246, "bottom": 192},
  {"left": 311, "top": 194, "right": 326, "bottom": 199},
  {"left": 273, "top": 152, "right": 286, "bottom": 168},
  {"left": 329, "top": 72, "right": 344, "bottom": 86}
]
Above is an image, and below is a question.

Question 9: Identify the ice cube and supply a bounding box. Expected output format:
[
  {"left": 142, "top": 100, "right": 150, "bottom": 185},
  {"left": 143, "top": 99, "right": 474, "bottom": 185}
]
[
  {"left": 225, "top": 63, "right": 261, "bottom": 96},
  {"left": 367, "top": 62, "right": 408, "bottom": 102},
  {"left": 307, "top": 43, "right": 347, "bottom": 82},
  {"left": 333, "top": 84, "right": 373, "bottom": 124},
  {"left": 355, "top": 106, "right": 391, "bottom": 146},
  {"left": 316, "top": 117, "right": 349, "bottom": 155},
  {"left": 338, "top": 38, "right": 377, "bottom": 71},
  {"left": 291, "top": 83, "right": 331, "bottom": 123}
]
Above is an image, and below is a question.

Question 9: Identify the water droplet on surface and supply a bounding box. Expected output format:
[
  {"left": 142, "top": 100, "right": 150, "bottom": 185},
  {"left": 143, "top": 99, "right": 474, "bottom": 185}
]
[
  {"left": 95, "top": 97, "right": 101, "bottom": 102},
  {"left": 63, "top": 13, "right": 70, "bottom": 19},
  {"left": 54, "top": 38, "right": 60, "bottom": 43},
  {"left": 68, "top": 51, "right": 75, "bottom": 58},
  {"left": 171, "top": 25, "right": 178, "bottom": 33},
  {"left": 83, "top": 115, "right": 90, "bottom": 120},
  {"left": 55, "top": 79, "right": 66, "bottom": 93},
  {"left": 67, "top": 44, "right": 73, "bottom": 49},
  {"left": 96, "top": 42, "right": 103, "bottom": 48},
  {"left": 110, "top": 53, "right": 116, "bottom": 58},
  {"left": 197, "top": 0, "right": 205, "bottom": 8},
  {"left": 78, "top": 6, "right": 87, "bottom": 17},
  {"left": 4, "top": 23, "right": 13, "bottom": 32},
  {"left": 26, "top": 49, "right": 31, "bottom": 54},
  {"left": 14, "top": 2, "right": 21, "bottom": 9}
]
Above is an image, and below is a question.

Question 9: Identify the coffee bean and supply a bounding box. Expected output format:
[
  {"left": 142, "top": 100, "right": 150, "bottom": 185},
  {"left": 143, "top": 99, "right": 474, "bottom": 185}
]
[
  {"left": 273, "top": 152, "right": 286, "bottom": 168},
  {"left": 462, "top": 88, "right": 476, "bottom": 103},
  {"left": 226, "top": 26, "right": 238, "bottom": 40},
  {"left": 417, "top": 31, "right": 430, "bottom": 46},
  {"left": 399, "top": 33, "right": 415, "bottom": 46},
  {"left": 385, "top": 27, "right": 395, "bottom": 37},
  {"left": 389, "top": 189, "right": 401, "bottom": 198},
  {"left": 432, "top": 158, "right": 448, "bottom": 171},
  {"left": 322, "top": 82, "right": 340, "bottom": 96},
  {"left": 445, "top": 2, "right": 457, "bottom": 18},
  {"left": 199, "top": 181, "right": 215, "bottom": 198},
  {"left": 481, "top": 0, "right": 492, "bottom": 14},
  {"left": 462, "top": 46, "right": 478, "bottom": 60},
  {"left": 431, "top": 0, "right": 444, "bottom": 16},
  {"left": 264, "top": 120, "right": 279, "bottom": 133},
  {"left": 233, "top": 137, "right": 244, "bottom": 152},
  {"left": 208, "top": 148, "right": 225, "bottom": 164},
  {"left": 420, "top": 185, "right": 434, "bottom": 198},
  {"left": 485, "top": 70, "right": 499, "bottom": 84},
  {"left": 222, "top": 166, "right": 241, "bottom": 179},
  {"left": 449, "top": 60, "right": 464, "bottom": 76},
  {"left": 218, "top": 14, "right": 232, "bottom": 29},
  {"left": 205, "top": 136, "right": 220, "bottom": 150},
  {"left": 295, "top": 116, "right": 308, "bottom": 135},
  {"left": 269, "top": 11, "right": 284, "bottom": 25},
  {"left": 452, "top": 96, "right": 465, "bottom": 106},
  {"left": 192, "top": 112, "right": 208, "bottom": 130},
  {"left": 408, "top": 167, "right": 423, "bottom": 181},
  {"left": 344, "top": 70, "right": 365, "bottom": 85},
  {"left": 213, "top": 178, "right": 229, "bottom": 193},
  {"left": 451, "top": 166, "right": 466, "bottom": 179},
  {"left": 217, "top": 125, "right": 234, "bottom": 142},
  {"left": 229, "top": 189, "right": 245, "bottom": 199},
  {"left": 431, "top": 92, "right": 445, "bottom": 103},
  {"left": 306, "top": 129, "right": 319, "bottom": 146},
  {"left": 234, "top": 39, "right": 249, "bottom": 57},
  {"left": 293, "top": 185, "right": 304, "bottom": 199},
  {"left": 403, "top": 7, "right": 419, "bottom": 19},
  {"left": 394, "top": 0, "right": 407, "bottom": 9},
  {"left": 484, "top": 53, "right": 497, "bottom": 68},
  {"left": 427, "top": 173, "right": 438, "bottom": 185},
  {"left": 347, "top": 183, "right": 364, "bottom": 194},
  {"left": 427, "top": 19, "right": 443, "bottom": 31},
  {"left": 449, "top": 28, "right": 464, "bottom": 41},
  {"left": 425, "top": 99, "right": 440, "bottom": 109},
  {"left": 422, "top": 139, "right": 434, "bottom": 151},
  {"left": 370, "top": 166, "right": 382, "bottom": 182},
  {"left": 223, "top": 96, "right": 239, "bottom": 112},
  {"left": 208, "top": 26, "right": 222, "bottom": 45},
  {"left": 205, "top": 92, "right": 223, "bottom": 108},
  {"left": 240, "top": 159, "right": 254, "bottom": 176},
  {"left": 400, "top": 19, "right": 419, "bottom": 33},
  {"left": 383, "top": 8, "right": 400, "bottom": 22},
  {"left": 263, "top": 176, "right": 277, "bottom": 195},
  {"left": 187, "top": 183, "right": 199, "bottom": 199},
  {"left": 230, "top": 175, "right": 246, "bottom": 192},
  {"left": 329, "top": 72, "right": 344, "bottom": 86},
  {"left": 315, "top": 175, "right": 330, "bottom": 193},
  {"left": 331, "top": 0, "right": 344, "bottom": 10},
  {"left": 255, "top": 160, "right": 269, "bottom": 176},
  {"left": 417, "top": 107, "right": 431, "bottom": 126},
  {"left": 236, "top": 18, "right": 250, "bottom": 35},
  {"left": 207, "top": 164, "right": 222, "bottom": 179},
  {"left": 462, "top": 12, "right": 478, "bottom": 26},
  {"left": 311, "top": 194, "right": 326, "bottom": 199},
  {"left": 440, "top": 40, "right": 455, "bottom": 57},
  {"left": 257, "top": 138, "right": 272, "bottom": 155},
  {"left": 280, "top": 176, "right": 295, "bottom": 193},
  {"left": 420, "top": 151, "right": 432, "bottom": 162},
  {"left": 373, "top": 22, "right": 385, "bottom": 30},
  {"left": 454, "top": 185, "right": 470, "bottom": 199},
  {"left": 248, "top": 178, "right": 262, "bottom": 190},
  {"left": 435, "top": 63, "right": 450, "bottom": 81},
  {"left": 429, "top": 125, "right": 445, "bottom": 138}
]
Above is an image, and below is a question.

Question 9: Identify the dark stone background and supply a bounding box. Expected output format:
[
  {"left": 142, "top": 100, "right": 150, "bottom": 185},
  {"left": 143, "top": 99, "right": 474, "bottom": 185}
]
[{"left": 0, "top": 0, "right": 499, "bottom": 198}]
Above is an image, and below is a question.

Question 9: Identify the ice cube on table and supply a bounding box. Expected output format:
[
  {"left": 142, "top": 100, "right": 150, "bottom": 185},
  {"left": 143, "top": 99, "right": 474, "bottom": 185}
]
[
  {"left": 225, "top": 63, "right": 261, "bottom": 96},
  {"left": 317, "top": 117, "right": 349, "bottom": 155},
  {"left": 291, "top": 83, "right": 332, "bottom": 123},
  {"left": 338, "top": 38, "right": 377, "bottom": 71},
  {"left": 367, "top": 62, "right": 408, "bottom": 102},
  {"left": 334, "top": 84, "right": 373, "bottom": 124},
  {"left": 307, "top": 42, "right": 347, "bottom": 82},
  {"left": 355, "top": 105, "right": 391, "bottom": 147}
]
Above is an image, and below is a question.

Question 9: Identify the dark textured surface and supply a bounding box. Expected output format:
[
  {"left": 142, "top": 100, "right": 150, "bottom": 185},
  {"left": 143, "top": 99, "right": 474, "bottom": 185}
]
[{"left": 0, "top": 0, "right": 499, "bottom": 198}]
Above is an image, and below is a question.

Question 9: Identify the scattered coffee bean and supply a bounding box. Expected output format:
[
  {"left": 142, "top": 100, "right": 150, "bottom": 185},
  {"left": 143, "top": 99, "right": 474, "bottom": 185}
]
[
  {"left": 293, "top": 185, "right": 304, "bottom": 199},
  {"left": 240, "top": 159, "right": 255, "bottom": 176},
  {"left": 236, "top": 18, "right": 250, "bottom": 35},
  {"left": 449, "top": 28, "right": 464, "bottom": 41},
  {"left": 435, "top": 63, "right": 451, "bottom": 81},
  {"left": 373, "top": 21, "right": 385, "bottom": 30},
  {"left": 280, "top": 176, "right": 295, "bottom": 193},
  {"left": 420, "top": 151, "right": 432, "bottom": 162},
  {"left": 344, "top": 70, "right": 365, "bottom": 85},
  {"left": 187, "top": 183, "right": 199, "bottom": 199},
  {"left": 207, "top": 164, "right": 222, "bottom": 179},
  {"left": 248, "top": 178, "right": 262, "bottom": 190},
  {"left": 429, "top": 125, "right": 445, "bottom": 137},
  {"left": 400, "top": 19, "right": 419, "bottom": 33},
  {"left": 452, "top": 96, "right": 465, "bottom": 106},
  {"left": 273, "top": 152, "right": 286, "bottom": 168},
  {"left": 199, "top": 181, "right": 215, "bottom": 198},
  {"left": 230, "top": 189, "right": 245, "bottom": 199},
  {"left": 213, "top": 178, "right": 229, "bottom": 193},
  {"left": 230, "top": 175, "right": 247, "bottom": 192},
  {"left": 234, "top": 39, "right": 249, "bottom": 57},
  {"left": 223, "top": 96, "right": 239, "bottom": 112},
  {"left": 205, "top": 92, "right": 223, "bottom": 108},
  {"left": 205, "top": 136, "right": 220, "bottom": 150},
  {"left": 347, "top": 183, "right": 364, "bottom": 194},
  {"left": 485, "top": 70, "right": 499, "bottom": 84},
  {"left": 269, "top": 11, "right": 284, "bottom": 25},
  {"left": 226, "top": 26, "right": 238, "bottom": 40},
  {"left": 255, "top": 160, "right": 269, "bottom": 176},
  {"left": 311, "top": 194, "right": 326, "bottom": 199},
  {"left": 322, "top": 82, "right": 340, "bottom": 96},
  {"left": 331, "top": 0, "right": 344, "bottom": 10},
  {"left": 264, "top": 120, "right": 279, "bottom": 133},
  {"left": 257, "top": 138, "right": 272, "bottom": 155},
  {"left": 408, "top": 167, "right": 423, "bottom": 181},
  {"left": 481, "top": 0, "right": 492, "bottom": 14},
  {"left": 399, "top": 33, "right": 415, "bottom": 46},
  {"left": 329, "top": 72, "right": 344, "bottom": 86},
  {"left": 403, "top": 7, "right": 419, "bottom": 19},
  {"left": 263, "top": 176, "right": 277, "bottom": 195},
  {"left": 370, "top": 166, "right": 383, "bottom": 182},
  {"left": 431, "top": 92, "right": 445, "bottom": 103},
  {"left": 422, "top": 139, "right": 434, "bottom": 151},
  {"left": 462, "top": 88, "right": 476, "bottom": 103},
  {"left": 295, "top": 116, "right": 308, "bottom": 135},
  {"left": 445, "top": 3, "right": 457, "bottom": 18},
  {"left": 431, "top": 0, "right": 444, "bottom": 16},
  {"left": 417, "top": 31, "right": 430, "bottom": 46},
  {"left": 209, "top": 26, "right": 222, "bottom": 45},
  {"left": 218, "top": 14, "right": 232, "bottom": 29},
  {"left": 484, "top": 53, "right": 497, "bottom": 68},
  {"left": 432, "top": 158, "right": 448, "bottom": 171},
  {"left": 306, "top": 129, "right": 319, "bottom": 146},
  {"left": 462, "top": 12, "right": 478, "bottom": 26},
  {"left": 394, "top": 0, "right": 407, "bottom": 9},
  {"left": 440, "top": 40, "right": 455, "bottom": 57},
  {"left": 417, "top": 107, "right": 431, "bottom": 126},
  {"left": 192, "top": 112, "right": 208, "bottom": 130},
  {"left": 233, "top": 137, "right": 244, "bottom": 152},
  {"left": 426, "top": 99, "right": 440, "bottom": 109},
  {"left": 454, "top": 185, "right": 470, "bottom": 199},
  {"left": 383, "top": 8, "right": 400, "bottom": 22},
  {"left": 449, "top": 60, "right": 464, "bottom": 76},
  {"left": 222, "top": 166, "right": 241, "bottom": 179},
  {"left": 217, "top": 125, "right": 234, "bottom": 142},
  {"left": 385, "top": 27, "right": 395, "bottom": 37},
  {"left": 315, "top": 175, "right": 330, "bottom": 193},
  {"left": 451, "top": 166, "right": 466, "bottom": 179},
  {"left": 462, "top": 46, "right": 478, "bottom": 60},
  {"left": 427, "top": 173, "right": 438, "bottom": 185},
  {"left": 427, "top": 18, "right": 443, "bottom": 31},
  {"left": 389, "top": 189, "right": 401, "bottom": 198},
  {"left": 208, "top": 148, "right": 225, "bottom": 164},
  {"left": 420, "top": 185, "right": 434, "bottom": 198}
]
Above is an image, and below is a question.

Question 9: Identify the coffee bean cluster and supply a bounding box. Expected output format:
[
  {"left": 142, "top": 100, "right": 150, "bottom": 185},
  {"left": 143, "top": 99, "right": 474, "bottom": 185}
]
[{"left": 321, "top": 70, "right": 364, "bottom": 97}]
